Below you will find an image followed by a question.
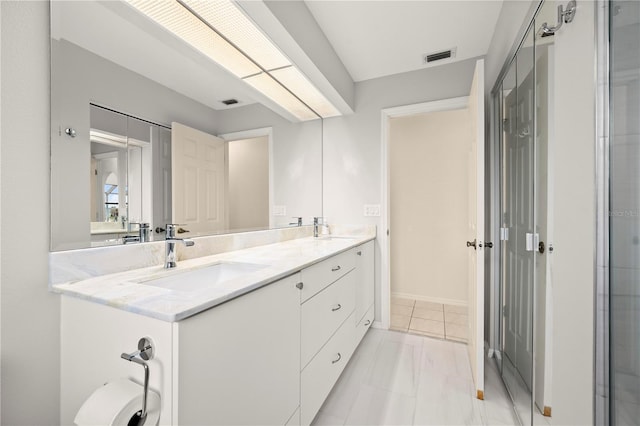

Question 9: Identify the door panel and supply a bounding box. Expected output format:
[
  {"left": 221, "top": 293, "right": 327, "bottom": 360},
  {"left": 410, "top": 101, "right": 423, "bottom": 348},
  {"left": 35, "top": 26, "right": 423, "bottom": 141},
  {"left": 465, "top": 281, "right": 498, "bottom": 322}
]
[
  {"left": 467, "top": 58, "right": 485, "bottom": 398},
  {"left": 171, "top": 122, "right": 226, "bottom": 234}
]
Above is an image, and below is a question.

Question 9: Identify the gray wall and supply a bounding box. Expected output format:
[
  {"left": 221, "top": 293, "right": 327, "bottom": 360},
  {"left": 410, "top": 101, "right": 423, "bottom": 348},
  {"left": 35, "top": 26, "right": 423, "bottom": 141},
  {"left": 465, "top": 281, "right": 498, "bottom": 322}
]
[{"left": 1, "top": 1, "right": 60, "bottom": 424}]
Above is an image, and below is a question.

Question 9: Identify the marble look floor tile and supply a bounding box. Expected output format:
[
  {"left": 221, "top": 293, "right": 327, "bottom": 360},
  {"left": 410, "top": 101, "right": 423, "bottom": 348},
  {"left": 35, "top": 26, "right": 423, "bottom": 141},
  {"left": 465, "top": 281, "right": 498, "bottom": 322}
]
[
  {"left": 444, "top": 312, "right": 468, "bottom": 326},
  {"left": 415, "top": 300, "right": 444, "bottom": 312},
  {"left": 391, "top": 296, "right": 416, "bottom": 307},
  {"left": 409, "top": 317, "right": 445, "bottom": 338},
  {"left": 415, "top": 369, "right": 482, "bottom": 425},
  {"left": 412, "top": 307, "right": 444, "bottom": 322},
  {"left": 384, "top": 329, "right": 427, "bottom": 347},
  {"left": 445, "top": 323, "right": 469, "bottom": 341},
  {"left": 444, "top": 304, "right": 468, "bottom": 315},
  {"left": 391, "top": 304, "right": 414, "bottom": 317},
  {"left": 390, "top": 314, "right": 411, "bottom": 331},
  {"left": 312, "top": 410, "right": 345, "bottom": 426},
  {"left": 366, "top": 338, "right": 422, "bottom": 396},
  {"left": 344, "top": 385, "right": 416, "bottom": 425}
]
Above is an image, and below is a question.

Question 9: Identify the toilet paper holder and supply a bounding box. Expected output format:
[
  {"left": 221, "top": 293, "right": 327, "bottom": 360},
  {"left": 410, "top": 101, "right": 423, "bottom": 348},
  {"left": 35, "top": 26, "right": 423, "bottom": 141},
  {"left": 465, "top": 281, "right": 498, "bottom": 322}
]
[{"left": 121, "top": 337, "right": 154, "bottom": 426}]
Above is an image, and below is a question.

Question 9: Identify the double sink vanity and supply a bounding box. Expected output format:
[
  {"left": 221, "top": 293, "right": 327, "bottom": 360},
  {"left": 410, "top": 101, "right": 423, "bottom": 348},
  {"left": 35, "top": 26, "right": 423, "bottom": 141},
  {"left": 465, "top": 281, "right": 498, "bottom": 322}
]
[{"left": 53, "top": 226, "right": 375, "bottom": 425}]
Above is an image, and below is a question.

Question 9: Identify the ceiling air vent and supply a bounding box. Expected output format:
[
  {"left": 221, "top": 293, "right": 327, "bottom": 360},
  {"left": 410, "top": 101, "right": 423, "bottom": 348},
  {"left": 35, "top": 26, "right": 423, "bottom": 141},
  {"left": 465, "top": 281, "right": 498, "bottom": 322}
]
[
  {"left": 423, "top": 48, "right": 457, "bottom": 64},
  {"left": 221, "top": 99, "right": 239, "bottom": 106}
]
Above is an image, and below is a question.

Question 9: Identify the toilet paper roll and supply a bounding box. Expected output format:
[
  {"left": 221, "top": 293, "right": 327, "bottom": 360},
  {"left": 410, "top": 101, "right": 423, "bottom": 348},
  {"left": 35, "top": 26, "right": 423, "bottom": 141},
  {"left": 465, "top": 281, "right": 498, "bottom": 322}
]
[{"left": 75, "top": 378, "right": 161, "bottom": 426}]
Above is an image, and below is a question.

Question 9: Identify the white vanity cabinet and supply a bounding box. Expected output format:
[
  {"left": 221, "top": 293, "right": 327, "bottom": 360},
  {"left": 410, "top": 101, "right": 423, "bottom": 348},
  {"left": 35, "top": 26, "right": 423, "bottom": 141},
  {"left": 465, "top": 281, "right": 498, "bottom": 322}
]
[
  {"left": 59, "top": 238, "right": 376, "bottom": 426},
  {"left": 174, "top": 273, "right": 301, "bottom": 425},
  {"left": 354, "top": 240, "right": 375, "bottom": 341}
]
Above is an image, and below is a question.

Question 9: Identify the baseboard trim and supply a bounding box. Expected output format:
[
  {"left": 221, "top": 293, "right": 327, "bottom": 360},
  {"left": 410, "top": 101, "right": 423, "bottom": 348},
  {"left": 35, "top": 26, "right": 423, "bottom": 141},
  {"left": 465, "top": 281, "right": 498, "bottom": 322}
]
[
  {"left": 476, "top": 390, "right": 484, "bottom": 400},
  {"left": 372, "top": 320, "right": 385, "bottom": 330},
  {"left": 391, "top": 291, "right": 467, "bottom": 307},
  {"left": 543, "top": 406, "right": 552, "bottom": 417}
]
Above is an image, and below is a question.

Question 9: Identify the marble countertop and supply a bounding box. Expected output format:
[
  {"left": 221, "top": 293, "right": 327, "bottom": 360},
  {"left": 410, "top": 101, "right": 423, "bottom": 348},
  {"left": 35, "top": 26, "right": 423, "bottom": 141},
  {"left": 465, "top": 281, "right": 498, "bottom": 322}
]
[{"left": 52, "top": 234, "right": 375, "bottom": 322}]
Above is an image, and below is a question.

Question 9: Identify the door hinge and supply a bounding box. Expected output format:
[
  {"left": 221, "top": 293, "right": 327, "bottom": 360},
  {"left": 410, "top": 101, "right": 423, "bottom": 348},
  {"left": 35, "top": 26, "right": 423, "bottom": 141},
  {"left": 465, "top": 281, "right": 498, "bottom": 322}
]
[
  {"left": 500, "top": 227, "right": 509, "bottom": 241},
  {"left": 526, "top": 232, "right": 540, "bottom": 252}
]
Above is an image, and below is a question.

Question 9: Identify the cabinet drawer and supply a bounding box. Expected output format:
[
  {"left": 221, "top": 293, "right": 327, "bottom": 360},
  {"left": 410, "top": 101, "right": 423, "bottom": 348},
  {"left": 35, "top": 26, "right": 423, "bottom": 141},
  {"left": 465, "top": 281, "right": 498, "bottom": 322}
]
[
  {"left": 355, "top": 304, "right": 374, "bottom": 344},
  {"left": 301, "top": 271, "right": 355, "bottom": 368},
  {"left": 300, "top": 249, "right": 355, "bottom": 302},
  {"left": 301, "top": 312, "right": 356, "bottom": 426}
]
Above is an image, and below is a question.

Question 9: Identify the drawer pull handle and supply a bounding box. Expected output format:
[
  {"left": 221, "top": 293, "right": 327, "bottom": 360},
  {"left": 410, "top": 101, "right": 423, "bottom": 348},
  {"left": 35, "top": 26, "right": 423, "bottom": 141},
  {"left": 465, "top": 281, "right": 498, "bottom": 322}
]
[
  {"left": 295, "top": 282, "right": 304, "bottom": 290},
  {"left": 364, "top": 320, "right": 371, "bottom": 326},
  {"left": 332, "top": 304, "right": 342, "bottom": 312},
  {"left": 331, "top": 266, "right": 341, "bottom": 272},
  {"left": 357, "top": 251, "right": 362, "bottom": 256},
  {"left": 332, "top": 353, "right": 342, "bottom": 364}
]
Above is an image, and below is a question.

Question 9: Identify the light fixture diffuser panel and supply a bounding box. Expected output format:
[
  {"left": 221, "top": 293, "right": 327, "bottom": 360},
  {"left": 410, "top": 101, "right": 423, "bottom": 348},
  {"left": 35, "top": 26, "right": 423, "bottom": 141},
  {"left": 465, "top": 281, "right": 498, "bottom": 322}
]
[
  {"left": 244, "top": 73, "right": 318, "bottom": 121},
  {"left": 183, "top": 0, "right": 291, "bottom": 71},
  {"left": 270, "top": 67, "right": 341, "bottom": 118},
  {"left": 126, "top": 0, "right": 260, "bottom": 78}
]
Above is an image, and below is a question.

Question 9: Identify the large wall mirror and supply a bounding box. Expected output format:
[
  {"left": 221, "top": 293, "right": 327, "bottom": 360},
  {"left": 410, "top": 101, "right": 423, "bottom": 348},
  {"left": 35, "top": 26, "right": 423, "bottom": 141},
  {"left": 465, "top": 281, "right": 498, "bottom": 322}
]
[{"left": 50, "top": 1, "right": 323, "bottom": 251}]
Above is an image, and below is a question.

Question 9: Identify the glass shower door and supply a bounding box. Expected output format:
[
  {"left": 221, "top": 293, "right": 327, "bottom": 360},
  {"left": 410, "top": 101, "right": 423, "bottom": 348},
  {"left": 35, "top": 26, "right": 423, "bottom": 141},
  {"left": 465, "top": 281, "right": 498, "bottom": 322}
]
[
  {"left": 500, "top": 24, "right": 536, "bottom": 426},
  {"left": 609, "top": 0, "right": 640, "bottom": 423}
]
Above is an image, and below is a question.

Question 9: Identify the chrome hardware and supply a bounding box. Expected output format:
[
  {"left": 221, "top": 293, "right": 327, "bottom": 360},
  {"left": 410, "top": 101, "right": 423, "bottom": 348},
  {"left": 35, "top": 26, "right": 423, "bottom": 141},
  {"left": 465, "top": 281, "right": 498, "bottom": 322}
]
[
  {"left": 296, "top": 282, "right": 304, "bottom": 290},
  {"left": 128, "top": 222, "right": 150, "bottom": 243},
  {"left": 485, "top": 242, "right": 494, "bottom": 248},
  {"left": 466, "top": 239, "right": 477, "bottom": 250},
  {"left": 123, "top": 235, "right": 140, "bottom": 244},
  {"left": 64, "top": 127, "right": 76, "bottom": 138},
  {"left": 331, "top": 353, "right": 342, "bottom": 364},
  {"left": 364, "top": 320, "right": 371, "bottom": 326},
  {"left": 313, "top": 217, "right": 321, "bottom": 238},
  {"left": 164, "top": 224, "right": 195, "bottom": 269},
  {"left": 121, "top": 337, "right": 154, "bottom": 426},
  {"left": 357, "top": 251, "right": 362, "bottom": 256},
  {"left": 289, "top": 217, "right": 303, "bottom": 227},
  {"left": 538, "top": 0, "right": 576, "bottom": 37},
  {"left": 331, "top": 266, "right": 341, "bottom": 272},
  {"left": 538, "top": 241, "right": 545, "bottom": 254},
  {"left": 332, "top": 304, "right": 342, "bottom": 312}
]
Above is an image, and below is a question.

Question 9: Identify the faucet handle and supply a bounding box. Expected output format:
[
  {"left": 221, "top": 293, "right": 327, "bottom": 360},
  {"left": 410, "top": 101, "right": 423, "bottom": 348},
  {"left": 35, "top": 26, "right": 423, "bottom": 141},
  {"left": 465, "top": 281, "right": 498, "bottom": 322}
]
[{"left": 165, "top": 223, "right": 186, "bottom": 238}]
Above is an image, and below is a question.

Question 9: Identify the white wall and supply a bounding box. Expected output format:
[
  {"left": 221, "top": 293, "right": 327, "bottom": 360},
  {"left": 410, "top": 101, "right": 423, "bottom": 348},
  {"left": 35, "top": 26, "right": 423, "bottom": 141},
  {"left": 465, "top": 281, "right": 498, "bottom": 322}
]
[
  {"left": 0, "top": 1, "right": 60, "bottom": 424},
  {"left": 389, "top": 110, "right": 471, "bottom": 304},
  {"left": 550, "top": 2, "right": 595, "bottom": 423},
  {"left": 323, "top": 58, "right": 479, "bottom": 321}
]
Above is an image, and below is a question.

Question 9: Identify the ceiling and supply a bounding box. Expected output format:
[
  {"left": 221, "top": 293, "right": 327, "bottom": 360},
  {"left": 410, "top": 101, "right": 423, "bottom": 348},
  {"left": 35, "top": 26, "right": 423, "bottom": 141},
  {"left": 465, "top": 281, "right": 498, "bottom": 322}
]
[{"left": 304, "top": 0, "right": 504, "bottom": 82}]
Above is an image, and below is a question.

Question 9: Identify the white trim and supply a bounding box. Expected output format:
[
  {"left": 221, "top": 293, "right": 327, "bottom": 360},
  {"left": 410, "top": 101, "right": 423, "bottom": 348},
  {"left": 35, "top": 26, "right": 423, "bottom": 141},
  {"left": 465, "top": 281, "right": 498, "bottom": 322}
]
[
  {"left": 218, "top": 127, "right": 274, "bottom": 228},
  {"left": 391, "top": 291, "right": 467, "bottom": 307},
  {"left": 380, "top": 95, "right": 469, "bottom": 332},
  {"left": 371, "top": 320, "right": 385, "bottom": 330}
]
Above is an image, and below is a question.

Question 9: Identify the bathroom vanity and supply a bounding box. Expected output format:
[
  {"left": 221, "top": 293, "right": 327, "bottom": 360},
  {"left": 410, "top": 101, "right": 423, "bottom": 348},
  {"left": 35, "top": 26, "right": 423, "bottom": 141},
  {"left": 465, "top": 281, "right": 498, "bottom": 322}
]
[{"left": 55, "top": 231, "right": 375, "bottom": 425}]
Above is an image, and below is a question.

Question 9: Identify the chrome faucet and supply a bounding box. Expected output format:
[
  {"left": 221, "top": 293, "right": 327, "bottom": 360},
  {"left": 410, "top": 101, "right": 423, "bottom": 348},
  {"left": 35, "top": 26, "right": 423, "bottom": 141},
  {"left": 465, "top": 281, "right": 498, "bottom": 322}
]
[
  {"left": 289, "top": 217, "right": 303, "bottom": 227},
  {"left": 313, "top": 217, "right": 323, "bottom": 238},
  {"left": 164, "top": 224, "right": 194, "bottom": 269}
]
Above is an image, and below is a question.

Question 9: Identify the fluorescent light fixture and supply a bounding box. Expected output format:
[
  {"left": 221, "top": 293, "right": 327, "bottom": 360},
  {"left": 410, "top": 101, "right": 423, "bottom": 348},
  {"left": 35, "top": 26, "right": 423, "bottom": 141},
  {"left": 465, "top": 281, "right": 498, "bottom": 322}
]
[
  {"left": 125, "top": 0, "right": 341, "bottom": 121},
  {"left": 181, "top": 0, "right": 291, "bottom": 71},
  {"left": 243, "top": 73, "right": 318, "bottom": 121},
  {"left": 126, "top": 0, "right": 260, "bottom": 78},
  {"left": 270, "top": 66, "right": 341, "bottom": 118}
]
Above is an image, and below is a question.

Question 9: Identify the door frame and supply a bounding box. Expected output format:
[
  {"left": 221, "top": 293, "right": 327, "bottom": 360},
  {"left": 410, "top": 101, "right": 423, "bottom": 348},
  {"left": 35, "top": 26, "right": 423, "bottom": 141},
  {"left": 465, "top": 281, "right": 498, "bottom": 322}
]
[
  {"left": 379, "top": 96, "right": 469, "bottom": 330},
  {"left": 218, "top": 127, "right": 274, "bottom": 228}
]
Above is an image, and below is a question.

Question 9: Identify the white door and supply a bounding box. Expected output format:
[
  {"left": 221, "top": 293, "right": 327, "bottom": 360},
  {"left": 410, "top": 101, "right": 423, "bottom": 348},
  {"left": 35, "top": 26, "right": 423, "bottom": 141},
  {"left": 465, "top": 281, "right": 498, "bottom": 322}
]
[
  {"left": 467, "top": 59, "right": 485, "bottom": 398},
  {"left": 171, "top": 122, "right": 227, "bottom": 234}
]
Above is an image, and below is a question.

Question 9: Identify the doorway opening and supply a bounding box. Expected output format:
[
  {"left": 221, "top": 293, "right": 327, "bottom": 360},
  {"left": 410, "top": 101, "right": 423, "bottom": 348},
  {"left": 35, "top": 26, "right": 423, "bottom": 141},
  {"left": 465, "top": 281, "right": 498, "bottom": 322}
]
[{"left": 380, "top": 58, "right": 485, "bottom": 399}]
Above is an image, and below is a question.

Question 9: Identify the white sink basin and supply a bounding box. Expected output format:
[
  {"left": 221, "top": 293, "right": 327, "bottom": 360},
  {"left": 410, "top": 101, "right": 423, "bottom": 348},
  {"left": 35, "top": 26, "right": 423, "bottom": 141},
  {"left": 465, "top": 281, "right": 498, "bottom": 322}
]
[{"left": 139, "top": 262, "right": 267, "bottom": 292}]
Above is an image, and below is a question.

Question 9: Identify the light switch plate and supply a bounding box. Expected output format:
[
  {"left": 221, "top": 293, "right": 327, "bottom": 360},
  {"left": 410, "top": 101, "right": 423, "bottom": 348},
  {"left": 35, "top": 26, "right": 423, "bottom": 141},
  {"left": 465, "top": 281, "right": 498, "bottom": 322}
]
[
  {"left": 273, "top": 205, "right": 286, "bottom": 216},
  {"left": 364, "top": 204, "right": 381, "bottom": 217}
]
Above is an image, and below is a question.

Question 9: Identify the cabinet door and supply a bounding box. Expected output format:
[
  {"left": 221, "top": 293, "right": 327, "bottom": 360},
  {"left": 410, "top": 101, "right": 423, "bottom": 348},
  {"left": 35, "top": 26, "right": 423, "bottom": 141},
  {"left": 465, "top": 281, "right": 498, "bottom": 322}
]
[
  {"left": 354, "top": 240, "right": 375, "bottom": 324},
  {"left": 176, "top": 273, "right": 301, "bottom": 425}
]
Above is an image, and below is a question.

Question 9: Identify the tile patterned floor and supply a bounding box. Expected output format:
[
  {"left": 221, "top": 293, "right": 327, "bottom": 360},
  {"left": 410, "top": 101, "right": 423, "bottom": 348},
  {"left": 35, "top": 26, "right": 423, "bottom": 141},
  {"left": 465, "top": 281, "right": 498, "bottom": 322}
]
[
  {"left": 312, "top": 328, "right": 519, "bottom": 425},
  {"left": 390, "top": 296, "right": 469, "bottom": 343}
]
